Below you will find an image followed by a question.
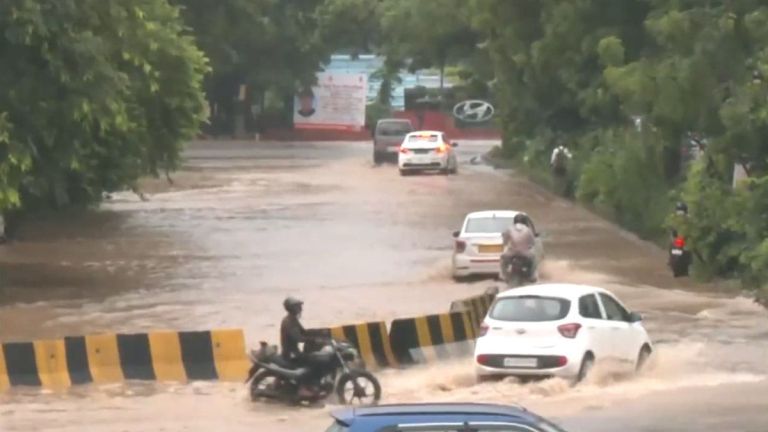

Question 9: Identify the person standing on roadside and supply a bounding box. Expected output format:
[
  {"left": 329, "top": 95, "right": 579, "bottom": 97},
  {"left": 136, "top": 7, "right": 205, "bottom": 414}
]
[
  {"left": 0, "top": 214, "right": 6, "bottom": 244},
  {"left": 550, "top": 145, "right": 573, "bottom": 178},
  {"left": 550, "top": 144, "right": 574, "bottom": 196}
]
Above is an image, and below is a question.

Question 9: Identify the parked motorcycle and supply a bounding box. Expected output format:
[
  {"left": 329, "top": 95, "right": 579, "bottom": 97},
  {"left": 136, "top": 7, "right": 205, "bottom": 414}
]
[
  {"left": 246, "top": 337, "right": 381, "bottom": 406},
  {"left": 668, "top": 235, "right": 692, "bottom": 277},
  {"left": 501, "top": 254, "right": 536, "bottom": 288}
]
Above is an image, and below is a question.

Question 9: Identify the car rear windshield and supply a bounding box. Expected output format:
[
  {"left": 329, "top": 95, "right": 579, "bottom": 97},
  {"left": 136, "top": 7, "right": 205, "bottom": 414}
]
[
  {"left": 377, "top": 122, "right": 412, "bottom": 136},
  {"left": 407, "top": 134, "right": 440, "bottom": 143},
  {"left": 489, "top": 296, "right": 571, "bottom": 322},
  {"left": 464, "top": 216, "right": 515, "bottom": 233}
]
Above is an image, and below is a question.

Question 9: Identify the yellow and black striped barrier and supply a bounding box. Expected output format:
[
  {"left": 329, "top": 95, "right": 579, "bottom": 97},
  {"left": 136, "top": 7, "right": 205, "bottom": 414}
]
[
  {"left": 388, "top": 311, "right": 476, "bottom": 365},
  {"left": 0, "top": 328, "right": 249, "bottom": 390},
  {"left": 312, "top": 321, "right": 398, "bottom": 369},
  {"left": 449, "top": 289, "right": 498, "bottom": 330}
]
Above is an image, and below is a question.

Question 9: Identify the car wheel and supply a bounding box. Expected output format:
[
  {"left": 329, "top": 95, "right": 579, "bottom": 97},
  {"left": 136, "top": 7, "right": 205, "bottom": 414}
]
[
  {"left": 635, "top": 345, "right": 652, "bottom": 372},
  {"left": 399, "top": 169, "right": 408, "bottom": 176},
  {"left": 373, "top": 151, "right": 384, "bottom": 165},
  {"left": 575, "top": 353, "right": 594, "bottom": 384}
]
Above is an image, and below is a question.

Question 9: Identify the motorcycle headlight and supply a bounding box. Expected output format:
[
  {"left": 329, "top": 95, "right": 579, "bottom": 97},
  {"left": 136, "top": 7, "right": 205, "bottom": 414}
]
[{"left": 342, "top": 347, "right": 358, "bottom": 361}]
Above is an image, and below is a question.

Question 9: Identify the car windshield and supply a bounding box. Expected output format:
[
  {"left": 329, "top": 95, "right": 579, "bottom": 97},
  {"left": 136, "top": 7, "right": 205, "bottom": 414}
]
[
  {"left": 464, "top": 216, "right": 515, "bottom": 234},
  {"left": 377, "top": 122, "right": 412, "bottom": 136},
  {"left": 489, "top": 296, "right": 571, "bottom": 322}
]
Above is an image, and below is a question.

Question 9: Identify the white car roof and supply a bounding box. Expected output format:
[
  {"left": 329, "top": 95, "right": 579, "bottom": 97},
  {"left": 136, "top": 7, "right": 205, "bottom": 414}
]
[
  {"left": 465, "top": 210, "right": 520, "bottom": 219},
  {"left": 496, "top": 283, "right": 610, "bottom": 300}
]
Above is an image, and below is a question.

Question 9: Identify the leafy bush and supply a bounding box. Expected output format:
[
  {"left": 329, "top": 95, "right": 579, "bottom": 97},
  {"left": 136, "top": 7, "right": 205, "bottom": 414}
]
[{"left": 576, "top": 128, "right": 670, "bottom": 239}]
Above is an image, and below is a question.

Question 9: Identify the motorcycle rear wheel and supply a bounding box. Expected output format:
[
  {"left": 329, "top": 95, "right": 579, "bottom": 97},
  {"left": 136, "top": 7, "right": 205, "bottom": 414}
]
[
  {"left": 336, "top": 370, "right": 381, "bottom": 406},
  {"left": 249, "top": 370, "right": 282, "bottom": 401}
]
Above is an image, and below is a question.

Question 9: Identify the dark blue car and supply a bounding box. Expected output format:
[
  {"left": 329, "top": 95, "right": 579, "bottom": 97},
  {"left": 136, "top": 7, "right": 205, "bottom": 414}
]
[{"left": 324, "top": 403, "right": 569, "bottom": 432}]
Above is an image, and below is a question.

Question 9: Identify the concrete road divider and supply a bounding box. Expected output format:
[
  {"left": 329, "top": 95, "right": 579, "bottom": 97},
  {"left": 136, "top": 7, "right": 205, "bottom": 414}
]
[
  {"left": 0, "top": 328, "right": 249, "bottom": 390},
  {"left": 388, "top": 312, "right": 476, "bottom": 365},
  {"left": 449, "top": 287, "right": 499, "bottom": 329},
  {"left": 312, "top": 321, "right": 397, "bottom": 369}
]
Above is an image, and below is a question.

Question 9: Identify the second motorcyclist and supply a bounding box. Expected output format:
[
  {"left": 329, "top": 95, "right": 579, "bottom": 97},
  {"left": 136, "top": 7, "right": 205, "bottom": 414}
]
[{"left": 500, "top": 213, "right": 538, "bottom": 283}]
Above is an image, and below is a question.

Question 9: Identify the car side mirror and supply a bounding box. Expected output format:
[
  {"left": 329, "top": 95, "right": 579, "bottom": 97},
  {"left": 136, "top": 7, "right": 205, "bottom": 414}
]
[
  {"left": 628, "top": 312, "right": 642, "bottom": 323},
  {"left": 452, "top": 230, "right": 460, "bottom": 238},
  {"left": 451, "top": 142, "right": 459, "bottom": 147}
]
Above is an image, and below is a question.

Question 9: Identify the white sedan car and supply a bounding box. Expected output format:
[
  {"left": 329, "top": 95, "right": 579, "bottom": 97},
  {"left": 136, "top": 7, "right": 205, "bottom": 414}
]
[
  {"left": 398, "top": 131, "right": 458, "bottom": 175},
  {"left": 451, "top": 210, "right": 543, "bottom": 280},
  {"left": 474, "top": 283, "right": 653, "bottom": 383}
]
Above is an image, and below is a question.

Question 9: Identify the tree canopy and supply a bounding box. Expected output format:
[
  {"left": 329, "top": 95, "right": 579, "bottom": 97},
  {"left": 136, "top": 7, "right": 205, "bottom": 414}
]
[
  {"left": 469, "top": 0, "right": 768, "bottom": 294},
  {"left": 0, "top": 0, "right": 208, "bottom": 214}
]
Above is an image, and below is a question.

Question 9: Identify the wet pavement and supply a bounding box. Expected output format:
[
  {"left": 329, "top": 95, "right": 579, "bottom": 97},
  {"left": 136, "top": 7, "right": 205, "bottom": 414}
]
[{"left": 1, "top": 139, "right": 767, "bottom": 431}]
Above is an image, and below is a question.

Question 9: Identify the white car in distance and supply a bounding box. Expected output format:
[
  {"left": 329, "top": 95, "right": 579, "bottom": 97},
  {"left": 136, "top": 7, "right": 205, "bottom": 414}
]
[
  {"left": 451, "top": 210, "right": 543, "bottom": 281},
  {"left": 397, "top": 131, "right": 458, "bottom": 176},
  {"left": 474, "top": 283, "right": 653, "bottom": 383}
]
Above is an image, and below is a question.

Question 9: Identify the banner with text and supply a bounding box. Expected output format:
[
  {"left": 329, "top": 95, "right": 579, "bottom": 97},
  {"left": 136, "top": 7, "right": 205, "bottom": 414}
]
[{"left": 293, "top": 72, "right": 367, "bottom": 131}]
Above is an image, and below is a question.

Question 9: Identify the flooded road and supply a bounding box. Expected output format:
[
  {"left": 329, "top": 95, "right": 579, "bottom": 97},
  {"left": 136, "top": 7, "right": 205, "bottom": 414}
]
[{"left": 1, "top": 139, "right": 767, "bottom": 431}]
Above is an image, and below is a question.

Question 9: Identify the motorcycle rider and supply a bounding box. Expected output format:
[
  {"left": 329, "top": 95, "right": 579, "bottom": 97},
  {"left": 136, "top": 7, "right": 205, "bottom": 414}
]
[
  {"left": 280, "top": 296, "right": 314, "bottom": 398},
  {"left": 501, "top": 213, "right": 538, "bottom": 282}
]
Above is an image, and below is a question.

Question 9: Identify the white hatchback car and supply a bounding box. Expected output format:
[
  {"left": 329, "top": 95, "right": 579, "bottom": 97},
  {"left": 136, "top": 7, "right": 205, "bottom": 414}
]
[
  {"left": 398, "top": 131, "right": 458, "bottom": 175},
  {"left": 474, "top": 283, "right": 653, "bottom": 383},
  {"left": 452, "top": 210, "right": 543, "bottom": 280}
]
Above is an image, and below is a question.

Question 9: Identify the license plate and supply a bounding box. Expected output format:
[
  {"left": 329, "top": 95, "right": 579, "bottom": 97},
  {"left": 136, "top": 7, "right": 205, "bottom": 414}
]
[
  {"left": 503, "top": 357, "right": 537, "bottom": 368},
  {"left": 478, "top": 244, "right": 503, "bottom": 253},
  {"left": 671, "top": 249, "right": 683, "bottom": 256}
]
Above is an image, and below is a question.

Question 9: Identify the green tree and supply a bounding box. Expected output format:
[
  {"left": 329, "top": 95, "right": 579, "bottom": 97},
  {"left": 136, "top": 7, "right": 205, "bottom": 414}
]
[
  {"left": 316, "top": 0, "right": 381, "bottom": 57},
  {"left": 173, "top": 0, "right": 330, "bottom": 133},
  {"left": 467, "top": 0, "right": 768, "bottom": 295},
  {"left": 379, "top": 0, "right": 479, "bottom": 89},
  {"left": 0, "top": 0, "right": 208, "bottom": 214}
]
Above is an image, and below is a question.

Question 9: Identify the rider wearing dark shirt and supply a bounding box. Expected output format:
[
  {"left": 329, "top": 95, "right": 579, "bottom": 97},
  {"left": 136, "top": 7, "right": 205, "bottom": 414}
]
[
  {"left": 281, "top": 304, "right": 310, "bottom": 361},
  {"left": 281, "top": 296, "right": 312, "bottom": 360},
  {"left": 280, "top": 296, "right": 314, "bottom": 398}
]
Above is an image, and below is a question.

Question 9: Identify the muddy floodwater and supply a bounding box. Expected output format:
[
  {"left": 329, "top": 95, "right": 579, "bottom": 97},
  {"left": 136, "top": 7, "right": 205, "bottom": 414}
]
[{"left": 1, "top": 140, "right": 767, "bottom": 431}]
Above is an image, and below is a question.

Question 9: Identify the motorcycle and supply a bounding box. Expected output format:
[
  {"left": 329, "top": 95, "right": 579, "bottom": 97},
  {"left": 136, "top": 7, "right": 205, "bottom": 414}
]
[
  {"left": 668, "top": 235, "right": 692, "bottom": 278},
  {"left": 245, "top": 337, "right": 381, "bottom": 406},
  {"left": 501, "top": 254, "right": 536, "bottom": 288}
]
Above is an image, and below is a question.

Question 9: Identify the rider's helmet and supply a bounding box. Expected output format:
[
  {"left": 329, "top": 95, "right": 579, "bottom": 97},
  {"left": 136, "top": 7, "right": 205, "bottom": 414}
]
[
  {"left": 513, "top": 213, "right": 529, "bottom": 227},
  {"left": 283, "top": 296, "right": 304, "bottom": 315},
  {"left": 675, "top": 201, "right": 688, "bottom": 215}
]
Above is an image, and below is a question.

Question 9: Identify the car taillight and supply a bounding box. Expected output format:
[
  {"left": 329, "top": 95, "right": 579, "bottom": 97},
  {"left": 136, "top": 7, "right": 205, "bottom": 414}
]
[
  {"left": 475, "top": 354, "right": 490, "bottom": 365},
  {"left": 557, "top": 323, "right": 582, "bottom": 339},
  {"left": 435, "top": 143, "right": 447, "bottom": 154},
  {"left": 478, "top": 323, "right": 489, "bottom": 337},
  {"left": 455, "top": 240, "right": 466, "bottom": 253},
  {"left": 399, "top": 146, "right": 410, "bottom": 154},
  {"left": 555, "top": 356, "right": 568, "bottom": 366}
]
